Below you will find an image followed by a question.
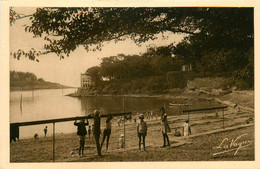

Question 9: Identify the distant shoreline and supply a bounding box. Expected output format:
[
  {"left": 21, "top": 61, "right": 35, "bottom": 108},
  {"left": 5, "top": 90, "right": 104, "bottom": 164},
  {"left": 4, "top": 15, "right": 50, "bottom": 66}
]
[
  {"left": 10, "top": 86, "right": 77, "bottom": 92},
  {"left": 67, "top": 88, "right": 254, "bottom": 110},
  {"left": 10, "top": 71, "right": 77, "bottom": 92}
]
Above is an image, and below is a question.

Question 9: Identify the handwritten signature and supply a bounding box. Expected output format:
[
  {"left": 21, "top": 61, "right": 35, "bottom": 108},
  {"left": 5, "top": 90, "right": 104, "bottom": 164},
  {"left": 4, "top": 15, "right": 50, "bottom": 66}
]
[{"left": 212, "top": 133, "right": 253, "bottom": 156}]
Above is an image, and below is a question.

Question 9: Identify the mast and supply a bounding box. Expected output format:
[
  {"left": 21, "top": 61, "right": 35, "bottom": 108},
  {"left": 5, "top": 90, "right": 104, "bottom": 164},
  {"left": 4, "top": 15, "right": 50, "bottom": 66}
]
[{"left": 20, "top": 94, "right": 23, "bottom": 114}]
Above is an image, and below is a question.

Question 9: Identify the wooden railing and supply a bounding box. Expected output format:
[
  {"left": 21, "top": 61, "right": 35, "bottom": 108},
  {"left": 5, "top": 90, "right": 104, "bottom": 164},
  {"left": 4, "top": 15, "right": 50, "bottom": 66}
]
[
  {"left": 11, "top": 112, "right": 132, "bottom": 126},
  {"left": 10, "top": 112, "right": 132, "bottom": 162},
  {"left": 182, "top": 106, "right": 228, "bottom": 113},
  {"left": 182, "top": 105, "right": 228, "bottom": 129}
]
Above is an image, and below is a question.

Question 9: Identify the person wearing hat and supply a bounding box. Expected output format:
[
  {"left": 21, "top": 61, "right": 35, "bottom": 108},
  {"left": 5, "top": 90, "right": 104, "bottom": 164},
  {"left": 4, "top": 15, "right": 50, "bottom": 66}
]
[
  {"left": 101, "top": 114, "right": 113, "bottom": 152},
  {"left": 117, "top": 134, "right": 124, "bottom": 149},
  {"left": 74, "top": 118, "right": 89, "bottom": 157},
  {"left": 137, "top": 114, "right": 147, "bottom": 151},
  {"left": 160, "top": 107, "right": 171, "bottom": 147},
  {"left": 93, "top": 110, "right": 102, "bottom": 156}
]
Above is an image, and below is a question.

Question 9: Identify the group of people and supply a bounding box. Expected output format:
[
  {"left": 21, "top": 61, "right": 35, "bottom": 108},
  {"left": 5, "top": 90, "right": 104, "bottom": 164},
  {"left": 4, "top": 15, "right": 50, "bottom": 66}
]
[
  {"left": 73, "top": 108, "right": 191, "bottom": 157},
  {"left": 134, "top": 111, "right": 158, "bottom": 123},
  {"left": 136, "top": 107, "right": 191, "bottom": 151},
  {"left": 74, "top": 110, "right": 112, "bottom": 157}
]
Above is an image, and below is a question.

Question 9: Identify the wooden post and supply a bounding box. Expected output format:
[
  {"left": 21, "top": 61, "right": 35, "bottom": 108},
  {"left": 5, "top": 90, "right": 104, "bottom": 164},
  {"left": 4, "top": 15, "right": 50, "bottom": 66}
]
[
  {"left": 222, "top": 108, "right": 224, "bottom": 129},
  {"left": 32, "top": 88, "right": 34, "bottom": 100},
  {"left": 53, "top": 122, "right": 55, "bottom": 162},
  {"left": 206, "top": 101, "right": 210, "bottom": 118},
  {"left": 188, "top": 104, "right": 191, "bottom": 121},
  {"left": 20, "top": 94, "right": 23, "bottom": 114},
  {"left": 179, "top": 105, "right": 181, "bottom": 117},
  {"left": 86, "top": 99, "right": 88, "bottom": 114},
  {"left": 123, "top": 98, "right": 126, "bottom": 149}
]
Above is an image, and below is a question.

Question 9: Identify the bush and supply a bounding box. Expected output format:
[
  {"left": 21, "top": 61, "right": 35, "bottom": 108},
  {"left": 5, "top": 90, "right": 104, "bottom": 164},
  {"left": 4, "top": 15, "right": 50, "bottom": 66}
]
[
  {"left": 144, "top": 76, "right": 167, "bottom": 94},
  {"left": 232, "top": 65, "right": 254, "bottom": 89},
  {"left": 166, "top": 71, "right": 188, "bottom": 88}
]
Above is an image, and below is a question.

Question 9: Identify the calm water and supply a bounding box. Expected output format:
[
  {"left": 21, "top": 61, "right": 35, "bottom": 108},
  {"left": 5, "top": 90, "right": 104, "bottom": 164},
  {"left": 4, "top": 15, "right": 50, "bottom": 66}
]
[{"left": 10, "top": 88, "right": 222, "bottom": 138}]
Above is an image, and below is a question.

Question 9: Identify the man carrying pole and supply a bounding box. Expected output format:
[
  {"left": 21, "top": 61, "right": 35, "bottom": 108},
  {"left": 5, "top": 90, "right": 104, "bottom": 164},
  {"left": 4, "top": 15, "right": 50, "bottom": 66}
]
[{"left": 93, "top": 110, "right": 102, "bottom": 156}]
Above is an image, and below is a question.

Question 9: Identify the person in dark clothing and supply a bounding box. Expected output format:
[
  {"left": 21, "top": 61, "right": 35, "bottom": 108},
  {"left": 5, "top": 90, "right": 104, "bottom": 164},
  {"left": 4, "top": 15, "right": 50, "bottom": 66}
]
[
  {"left": 160, "top": 107, "right": 171, "bottom": 147},
  {"left": 74, "top": 118, "right": 89, "bottom": 157},
  {"left": 10, "top": 124, "right": 19, "bottom": 143},
  {"left": 137, "top": 114, "right": 147, "bottom": 151},
  {"left": 93, "top": 110, "right": 102, "bottom": 156},
  {"left": 101, "top": 114, "right": 113, "bottom": 152},
  {"left": 44, "top": 126, "right": 48, "bottom": 138},
  {"left": 88, "top": 125, "right": 91, "bottom": 139}
]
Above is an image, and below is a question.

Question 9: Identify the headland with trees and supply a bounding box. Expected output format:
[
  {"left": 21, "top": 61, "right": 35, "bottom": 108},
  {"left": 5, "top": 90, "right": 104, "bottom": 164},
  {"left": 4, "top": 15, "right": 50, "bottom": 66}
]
[{"left": 10, "top": 71, "right": 70, "bottom": 91}]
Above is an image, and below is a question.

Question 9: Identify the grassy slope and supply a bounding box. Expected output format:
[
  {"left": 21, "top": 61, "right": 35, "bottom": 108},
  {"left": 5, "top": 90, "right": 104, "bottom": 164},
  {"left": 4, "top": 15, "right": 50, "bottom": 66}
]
[{"left": 217, "top": 91, "right": 254, "bottom": 109}]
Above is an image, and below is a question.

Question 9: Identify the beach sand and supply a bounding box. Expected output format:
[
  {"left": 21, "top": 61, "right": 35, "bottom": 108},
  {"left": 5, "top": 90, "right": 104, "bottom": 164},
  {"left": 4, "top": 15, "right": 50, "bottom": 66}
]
[{"left": 10, "top": 103, "right": 254, "bottom": 162}]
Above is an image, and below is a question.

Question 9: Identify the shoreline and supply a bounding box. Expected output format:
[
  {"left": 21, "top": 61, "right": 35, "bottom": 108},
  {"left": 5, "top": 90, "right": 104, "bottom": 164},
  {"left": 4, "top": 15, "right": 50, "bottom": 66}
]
[
  {"left": 67, "top": 89, "right": 203, "bottom": 99},
  {"left": 67, "top": 89, "right": 254, "bottom": 110},
  {"left": 10, "top": 86, "right": 77, "bottom": 92}
]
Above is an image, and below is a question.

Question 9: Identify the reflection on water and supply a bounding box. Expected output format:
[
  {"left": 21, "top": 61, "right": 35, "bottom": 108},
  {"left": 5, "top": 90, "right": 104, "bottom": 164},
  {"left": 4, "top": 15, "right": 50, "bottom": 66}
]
[
  {"left": 79, "top": 96, "right": 169, "bottom": 115},
  {"left": 10, "top": 88, "right": 222, "bottom": 138}
]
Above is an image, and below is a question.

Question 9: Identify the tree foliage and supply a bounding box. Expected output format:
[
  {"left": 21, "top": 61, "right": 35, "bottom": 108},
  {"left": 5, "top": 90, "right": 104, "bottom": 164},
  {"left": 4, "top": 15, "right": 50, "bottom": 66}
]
[
  {"left": 10, "top": 71, "right": 38, "bottom": 81},
  {"left": 11, "top": 7, "right": 253, "bottom": 61},
  {"left": 11, "top": 7, "right": 254, "bottom": 89},
  {"left": 86, "top": 46, "right": 183, "bottom": 83},
  {"left": 10, "top": 71, "right": 67, "bottom": 90}
]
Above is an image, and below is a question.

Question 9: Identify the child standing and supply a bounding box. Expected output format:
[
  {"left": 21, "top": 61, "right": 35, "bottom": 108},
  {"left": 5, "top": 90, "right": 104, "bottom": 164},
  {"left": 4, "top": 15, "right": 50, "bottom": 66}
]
[
  {"left": 74, "top": 118, "right": 89, "bottom": 157},
  {"left": 183, "top": 120, "right": 191, "bottom": 136},
  {"left": 117, "top": 134, "right": 124, "bottom": 149},
  {"left": 137, "top": 114, "right": 147, "bottom": 151}
]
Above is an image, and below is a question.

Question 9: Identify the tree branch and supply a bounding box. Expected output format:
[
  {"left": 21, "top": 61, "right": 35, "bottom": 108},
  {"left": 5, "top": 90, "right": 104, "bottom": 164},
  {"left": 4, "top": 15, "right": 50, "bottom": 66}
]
[{"left": 14, "top": 14, "right": 33, "bottom": 21}]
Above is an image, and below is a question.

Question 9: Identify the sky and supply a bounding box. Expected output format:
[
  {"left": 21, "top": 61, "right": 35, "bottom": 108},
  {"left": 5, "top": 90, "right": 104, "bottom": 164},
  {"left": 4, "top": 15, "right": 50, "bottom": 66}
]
[{"left": 10, "top": 7, "right": 185, "bottom": 87}]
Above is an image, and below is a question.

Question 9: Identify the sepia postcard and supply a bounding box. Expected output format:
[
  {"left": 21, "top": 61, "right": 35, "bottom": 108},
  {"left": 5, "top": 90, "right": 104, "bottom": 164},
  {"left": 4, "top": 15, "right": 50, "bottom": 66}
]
[{"left": 0, "top": 0, "right": 259, "bottom": 169}]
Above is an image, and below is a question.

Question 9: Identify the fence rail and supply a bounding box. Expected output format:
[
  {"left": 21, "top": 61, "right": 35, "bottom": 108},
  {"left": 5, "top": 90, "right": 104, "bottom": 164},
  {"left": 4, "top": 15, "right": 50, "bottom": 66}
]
[
  {"left": 182, "top": 105, "right": 228, "bottom": 113},
  {"left": 182, "top": 105, "right": 228, "bottom": 131},
  {"left": 11, "top": 112, "right": 132, "bottom": 127}
]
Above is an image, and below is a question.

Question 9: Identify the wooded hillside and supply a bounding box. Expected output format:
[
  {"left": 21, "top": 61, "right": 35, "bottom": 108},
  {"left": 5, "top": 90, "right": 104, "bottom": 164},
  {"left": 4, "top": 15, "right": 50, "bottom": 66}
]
[{"left": 10, "top": 71, "right": 68, "bottom": 91}]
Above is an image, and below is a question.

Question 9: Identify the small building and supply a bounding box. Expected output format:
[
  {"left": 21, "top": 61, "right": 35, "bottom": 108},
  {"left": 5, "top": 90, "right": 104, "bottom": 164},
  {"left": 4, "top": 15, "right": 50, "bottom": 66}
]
[
  {"left": 81, "top": 74, "right": 94, "bottom": 89},
  {"left": 181, "top": 64, "right": 192, "bottom": 71}
]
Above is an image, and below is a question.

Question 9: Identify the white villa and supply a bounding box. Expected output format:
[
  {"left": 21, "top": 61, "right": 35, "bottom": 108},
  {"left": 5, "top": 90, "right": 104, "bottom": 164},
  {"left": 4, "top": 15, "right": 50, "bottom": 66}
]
[{"left": 80, "top": 74, "right": 94, "bottom": 89}]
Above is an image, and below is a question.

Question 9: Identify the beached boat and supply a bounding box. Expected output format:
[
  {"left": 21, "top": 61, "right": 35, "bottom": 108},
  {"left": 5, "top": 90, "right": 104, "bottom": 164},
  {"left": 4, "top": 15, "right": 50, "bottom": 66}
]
[{"left": 169, "top": 103, "right": 192, "bottom": 106}]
